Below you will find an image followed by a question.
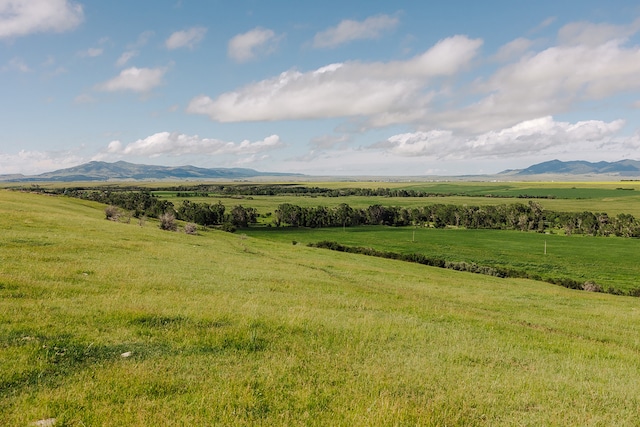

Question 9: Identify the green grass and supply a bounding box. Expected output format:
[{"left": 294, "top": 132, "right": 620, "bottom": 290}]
[
  {"left": 3, "top": 189, "right": 640, "bottom": 425},
  {"left": 243, "top": 226, "right": 640, "bottom": 293}
]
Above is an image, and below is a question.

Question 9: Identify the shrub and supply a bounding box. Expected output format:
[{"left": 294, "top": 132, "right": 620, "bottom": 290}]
[
  {"left": 582, "top": 281, "right": 603, "bottom": 292},
  {"left": 105, "top": 205, "right": 120, "bottom": 221},
  {"left": 184, "top": 223, "right": 198, "bottom": 235},
  {"left": 221, "top": 222, "right": 236, "bottom": 233},
  {"left": 159, "top": 212, "right": 177, "bottom": 231}
]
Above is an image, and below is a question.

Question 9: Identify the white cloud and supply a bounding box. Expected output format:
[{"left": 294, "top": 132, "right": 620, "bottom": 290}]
[
  {"left": 2, "top": 57, "right": 31, "bottom": 72},
  {"left": 115, "top": 51, "right": 138, "bottom": 67},
  {"left": 436, "top": 28, "right": 640, "bottom": 134},
  {"left": 376, "top": 116, "right": 625, "bottom": 159},
  {"left": 79, "top": 47, "right": 103, "bottom": 58},
  {"left": 0, "top": 0, "right": 83, "bottom": 39},
  {"left": 310, "top": 134, "right": 351, "bottom": 150},
  {"left": 313, "top": 14, "right": 399, "bottom": 48},
  {"left": 165, "top": 26, "right": 207, "bottom": 50},
  {"left": 493, "top": 37, "right": 533, "bottom": 62},
  {"left": 73, "top": 93, "right": 96, "bottom": 104},
  {"left": 558, "top": 18, "right": 640, "bottom": 46},
  {"left": 0, "top": 149, "right": 84, "bottom": 175},
  {"left": 96, "top": 66, "right": 167, "bottom": 93},
  {"left": 104, "top": 132, "right": 283, "bottom": 157},
  {"left": 227, "top": 27, "right": 279, "bottom": 62},
  {"left": 189, "top": 35, "right": 482, "bottom": 122}
]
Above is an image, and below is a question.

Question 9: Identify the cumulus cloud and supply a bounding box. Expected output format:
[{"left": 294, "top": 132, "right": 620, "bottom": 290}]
[
  {"left": 227, "top": 27, "right": 279, "bottom": 62},
  {"left": 189, "top": 35, "right": 482, "bottom": 122},
  {"left": 313, "top": 14, "right": 399, "bottom": 48},
  {"left": 96, "top": 66, "right": 167, "bottom": 93},
  {"left": 435, "top": 26, "right": 640, "bottom": 134},
  {"left": 104, "top": 132, "right": 283, "bottom": 157},
  {"left": 0, "top": 0, "right": 83, "bottom": 39},
  {"left": 375, "top": 116, "right": 625, "bottom": 159},
  {"left": 165, "top": 26, "right": 207, "bottom": 50},
  {"left": 0, "top": 149, "right": 84, "bottom": 175}
]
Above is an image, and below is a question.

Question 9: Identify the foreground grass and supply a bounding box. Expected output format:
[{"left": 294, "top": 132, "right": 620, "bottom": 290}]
[{"left": 2, "top": 190, "right": 640, "bottom": 425}]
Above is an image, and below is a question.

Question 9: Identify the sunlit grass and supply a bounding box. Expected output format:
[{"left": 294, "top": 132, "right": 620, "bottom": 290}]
[{"left": 2, "top": 190, "right": 640, "bottom": 425}]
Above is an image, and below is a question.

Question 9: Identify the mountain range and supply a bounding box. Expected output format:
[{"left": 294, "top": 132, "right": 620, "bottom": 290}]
[
  {"left": 501, "top": 159, "right": 640, "bottom": 176},
  {"left": 2, "top": 159, "right": 640, "bottom": 182},
  {"left": 0, "top": 161, "right": 300, "bottom": 182}
]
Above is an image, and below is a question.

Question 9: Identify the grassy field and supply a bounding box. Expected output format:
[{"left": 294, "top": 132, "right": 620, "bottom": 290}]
[
  {"left": 243, "top": 226, "right": 640, "bottom": 294},
  {"left": 3, "top": 189, "right": 640, "bottom": 425}
]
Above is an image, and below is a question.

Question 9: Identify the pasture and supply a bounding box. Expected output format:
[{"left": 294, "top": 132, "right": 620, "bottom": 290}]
[
  {"left": 243, "top": 226, "right": 640, "bottom": 294},
  {"left": 2, "top": 187, "right": 640, "bottom": 425}
]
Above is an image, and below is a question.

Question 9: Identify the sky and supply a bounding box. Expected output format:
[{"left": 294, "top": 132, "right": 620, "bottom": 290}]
[{"left": 2, "top": 0, "right": 640, "bottom": 176}]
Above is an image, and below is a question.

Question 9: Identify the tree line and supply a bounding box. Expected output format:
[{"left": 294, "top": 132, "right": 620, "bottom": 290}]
[
  {"left": 57, "top": 189, "right": 258, "bottom": 229},
  {"left": 25, "top": 187, "right": 640, "bottom": 237},
  {"left": 274, "top": 201, "right": 640, "bottom": 237}
]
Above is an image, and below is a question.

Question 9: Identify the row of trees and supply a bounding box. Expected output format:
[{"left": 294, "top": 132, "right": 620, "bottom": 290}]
[
  {"left": 274, "top": 201, "right": 640, "bottom": 237},
  {"left": 61, "top": 189, "right": 258, "bottom": 228},
  {"left": 32, "top": 188, "right": 640, "bottom": 237}
]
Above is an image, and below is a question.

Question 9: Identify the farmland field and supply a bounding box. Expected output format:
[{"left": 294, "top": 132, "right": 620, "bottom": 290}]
[
  {"left": 3, "top": 187, "right": 640, "bottom": 425},
  {"left": 243, "top": 226, "right": 640, "bottom": 294}
]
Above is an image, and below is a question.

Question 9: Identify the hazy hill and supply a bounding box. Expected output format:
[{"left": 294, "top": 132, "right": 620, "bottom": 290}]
[
  {"left": 0, "top": 161, "right": 301, "bottom": 182},
  {"left": 509, "top": 159, "right": 640, "bottom": 176}
]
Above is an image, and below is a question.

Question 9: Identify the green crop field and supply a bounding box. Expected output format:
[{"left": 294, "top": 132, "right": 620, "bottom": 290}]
[
  {"left": 3, "top": 189, "right": 640, "bottom": 425},
  {"left": 243, "top": 226, "right": 640, "bottom": 294}
]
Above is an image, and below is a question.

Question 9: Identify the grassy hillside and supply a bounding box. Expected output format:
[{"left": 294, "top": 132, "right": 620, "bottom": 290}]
[{"left": 2, "top": 190, "right": 640, "bottom": 425}]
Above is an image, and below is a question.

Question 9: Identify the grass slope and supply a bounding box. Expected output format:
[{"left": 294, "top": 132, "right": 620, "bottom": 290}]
[{"left": 2, "top": 190, "right": 640, "bottom": 425}]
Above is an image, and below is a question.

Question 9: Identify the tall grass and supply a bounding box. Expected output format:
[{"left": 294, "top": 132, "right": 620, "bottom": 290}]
[{"left": 2, "top": 190, "right": 640, "bottom": 425}]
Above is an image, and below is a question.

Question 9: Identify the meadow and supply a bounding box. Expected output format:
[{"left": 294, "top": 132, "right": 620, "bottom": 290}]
[{"left": 2, "top": 187, "right": 640, "bottom": 425}]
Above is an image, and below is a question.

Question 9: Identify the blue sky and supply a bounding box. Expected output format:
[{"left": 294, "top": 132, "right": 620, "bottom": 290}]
[{"left": 2, "top": 0, "right": 640, "bottom": 176}]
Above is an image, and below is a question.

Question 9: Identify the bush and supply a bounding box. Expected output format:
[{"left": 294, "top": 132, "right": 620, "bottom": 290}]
[
  {"left": 184, "top": 223, "right": 198, "bottom": 235},
  {"left": 159, "top": 212, "right": 177, "bottom": 231},
  {"left": 221, "top": 223, "right": 236, "bottom": 233},
  {"left": 105, "top": 205, "right": 120, "bottom": 221},
  {"left": 582, "top": 281, "right": 603, "bottom": 292}
]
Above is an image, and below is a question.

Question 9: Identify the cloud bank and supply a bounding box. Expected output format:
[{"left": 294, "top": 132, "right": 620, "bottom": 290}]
[
  {"left": 375, "top": 116, "right": 625, "bottom": 159},
  {"left": 190, "top": 35, "right": 482, "bottom": 122},
  {"left": 105, "top": 132, "right": 283, "bottom": 157},
  {"left": 0, "top": 0, "right": 83, "bottom": 39}
]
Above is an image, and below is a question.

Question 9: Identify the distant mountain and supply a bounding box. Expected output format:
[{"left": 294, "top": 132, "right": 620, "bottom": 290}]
[
  {"left": 505, "top": 160, "right": 640, "bottom": 176},
  {"left": 0, "top": 161, "right": 302, "bottom": 182}
]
